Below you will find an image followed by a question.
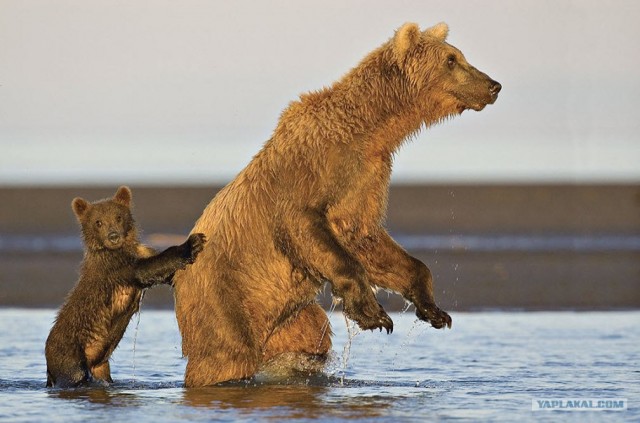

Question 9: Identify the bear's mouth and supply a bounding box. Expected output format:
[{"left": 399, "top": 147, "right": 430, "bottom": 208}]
[
  {"left": 449, "top": 79, "right": 502, "bottom": 113},
  {"left": 455, "top": 102, "right": 484, "bottom": 114},
  {"left": 451, "top": 84, "right": 500, "bottom": 114},
  {"left": 454, "top": 94, "right": 494, "bottom": 113},
  {"left": 468, "top": 103, "right": 488, "bottom": 112}
]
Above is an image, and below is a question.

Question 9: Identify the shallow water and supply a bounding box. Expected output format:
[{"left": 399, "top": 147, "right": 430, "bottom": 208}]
[{"left": 0, "top": 309, "right": 637, "bottom": 422}]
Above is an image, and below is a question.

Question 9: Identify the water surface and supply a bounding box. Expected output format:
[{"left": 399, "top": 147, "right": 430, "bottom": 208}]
[{"left": 0, "top": 309, "right": 637, "bottom": 422}]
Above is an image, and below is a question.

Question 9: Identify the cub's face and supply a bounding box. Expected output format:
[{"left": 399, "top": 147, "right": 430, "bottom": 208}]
[
  {"left": 81, "top": 202, "right": 134, "bottom": 250},
  {"left": 72, "top": 186, "right": 136, "bottom": 251}
]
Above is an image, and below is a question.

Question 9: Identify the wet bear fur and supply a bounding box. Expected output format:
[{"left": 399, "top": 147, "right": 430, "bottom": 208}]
[
  {"left": 173, "top": 22, "right": 501, "bottom": 387},
  {"left": 45, "top": 186, "right": 206, "bottom": 387}
]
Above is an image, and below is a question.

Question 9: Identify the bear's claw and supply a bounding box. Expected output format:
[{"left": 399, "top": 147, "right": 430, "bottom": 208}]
[
  {"left": 377, "top": 314, "right": 394, "bottom": 334},
  {"left": 346, "top": 304, "right": 394, "bottom": 334},
  {"left": 357, "top": 314, "right": 393, "bottom": 334},
  {"left": 415, "top": 303, "right": 452, "bottom": 329}
]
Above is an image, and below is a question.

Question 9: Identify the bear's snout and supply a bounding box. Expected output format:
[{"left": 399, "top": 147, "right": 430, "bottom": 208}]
[
  {"left": 107, "top": 231, "right": 121, "bottom": 245},
  {"left": 489, "top": 80, "right": 502, "bottom": 98}
]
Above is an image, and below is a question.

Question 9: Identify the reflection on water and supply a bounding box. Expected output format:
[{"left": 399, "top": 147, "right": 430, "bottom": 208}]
[
  {"left": 182, "top": 385, "right": 353, "bottom": 420},
  {"left": 0, "top": 309, "right": 638, "bottom": 422},
  {"left": 49, "top": 386, "right": 145, "bottom": 406},
  {"left": 183, "top": 384, "right": 328, "bottom": 409},
  {"left": 43, "top": 377, "right": 409, "bottom": 419}
]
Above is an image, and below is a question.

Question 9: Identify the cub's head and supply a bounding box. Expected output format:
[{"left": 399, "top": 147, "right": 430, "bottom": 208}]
[
  {"left": 72, "top": 186, "right": 137, "bottom": 251},
  {"left": 391, "top": 22, "right": 501, "bottom": 117}
]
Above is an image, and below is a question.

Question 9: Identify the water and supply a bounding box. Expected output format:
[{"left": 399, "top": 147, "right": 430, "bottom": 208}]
[{"left": 0, "top": 309, "right": 638, "bottom": 422}]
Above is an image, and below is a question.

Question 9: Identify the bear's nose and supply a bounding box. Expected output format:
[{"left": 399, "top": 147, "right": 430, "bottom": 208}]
[
  {"left": 489, "top": 80, "right": 502, "bottom": 96},
  {"left": 108, "top": 231, "right": 121, "bottom": 244}
]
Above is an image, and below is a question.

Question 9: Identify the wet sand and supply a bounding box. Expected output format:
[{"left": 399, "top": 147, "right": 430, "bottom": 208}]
[{"left": 1, "top": 184, "right": 638, "bottom": 310}]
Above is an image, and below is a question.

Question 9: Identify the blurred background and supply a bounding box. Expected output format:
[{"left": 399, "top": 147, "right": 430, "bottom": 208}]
[{"left": 1, "top": 0, "right": 638, "bottom": 310}]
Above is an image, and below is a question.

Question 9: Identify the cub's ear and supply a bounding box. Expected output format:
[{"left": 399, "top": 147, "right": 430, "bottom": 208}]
[
  {"left": 113, "top": 186, "right": 132, "bottom": 207},
  {"left": 393, "top": 22, "right": 421, "bottom": 64},
  {"left": 71, "top": 197, "right": 90, "bottom": 219},
  {"left": 424, "top": 22, "right": 449, "bottom": 42}
]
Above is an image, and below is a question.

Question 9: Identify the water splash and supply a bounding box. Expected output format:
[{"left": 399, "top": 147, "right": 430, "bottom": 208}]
[
  {"left": 452, "top": 263, "right": 460, "bottom": 308},
  {"left": 131, "top": 290, "right": 146, "bottom": 385},
  {"left": 317, "top": 298, "right": 337, "bottom": 353},
  {"left": 391, "top": 318, "right": 422, "bottom": 370},
  {"left": 338, "top": 313, "right": 361, "bottom": 386},
  {"left": 449, "top": 190, "right": 456, "bottom": 227},
  {"left": 449, "top": 189, "right": 460, "bottom": 309}
]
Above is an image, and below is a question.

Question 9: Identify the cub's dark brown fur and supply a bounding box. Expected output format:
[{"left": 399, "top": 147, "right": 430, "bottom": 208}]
[{"left": 45, "top": 186, "right": 206, "bottom": 388}]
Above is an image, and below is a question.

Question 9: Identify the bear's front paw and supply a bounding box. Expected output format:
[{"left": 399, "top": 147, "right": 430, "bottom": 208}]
[
  {"left": 185, "top": 233, "right": 207, "bottom": 263},
  {"left": 343, "top": 297, "right": 394, "bottom": 334},
  {"left": 415, "top": 303, "right": 452, "bottom": 329}
]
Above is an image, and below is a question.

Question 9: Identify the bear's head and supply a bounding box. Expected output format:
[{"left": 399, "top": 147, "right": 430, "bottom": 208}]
[
  {"left": 391, "top": 22, "right": 501, "bottom": 117},
  {"left": 72, "top": 186, "right": 137, "bottom": 251}
]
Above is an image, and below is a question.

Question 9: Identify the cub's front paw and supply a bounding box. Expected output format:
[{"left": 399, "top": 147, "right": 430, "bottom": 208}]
[
  {"left": 415, "top": 303, "right": 452, "bottom": 329},
  {"left": 185, "top": 233, "right": 207, "bottom": 263}
]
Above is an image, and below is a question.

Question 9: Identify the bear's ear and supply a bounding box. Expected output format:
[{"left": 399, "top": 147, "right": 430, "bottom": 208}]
[
  {"left": 393, "top": 22, "right": 421, "bottom": 63},
  {"left": 424, "top": 22, "right": 449, "bottom": 42},
  {"left": 72, "top": 197, "right": 90, "bottom": 219},
  {"left": 113, "top": 186, "right": 132, "bottom": 207}
]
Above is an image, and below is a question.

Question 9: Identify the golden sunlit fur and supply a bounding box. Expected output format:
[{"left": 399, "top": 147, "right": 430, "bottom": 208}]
[{"left": 173, "top": 22, "right": 500, "bottom": 387}]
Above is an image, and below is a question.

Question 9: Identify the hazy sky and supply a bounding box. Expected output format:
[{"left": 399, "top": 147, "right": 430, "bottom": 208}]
[{"left": 1, "top": 0, "right": 639, "bottom": 185}]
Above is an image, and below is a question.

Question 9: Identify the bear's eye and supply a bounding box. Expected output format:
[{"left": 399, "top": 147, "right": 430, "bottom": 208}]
[
  {"left": 116, "top": 215, "right": 122, "bottom": 223},
  {"left": 96, "top": 220, "right": 103, "bottom": 228},
  {"left": 447, "top": 55, "right": 456, "bottom": 70}
]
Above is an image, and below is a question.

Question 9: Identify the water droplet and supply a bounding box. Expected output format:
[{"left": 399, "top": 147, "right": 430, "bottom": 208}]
[
  {"left": 131, "top": 290, "right": 146, "bottom": 385},
  {"left": 339, "top": 313, "right": 360, "bottom": 385},
  {"left": 391, "top": 318, "right": 422, "bottom": 370}
]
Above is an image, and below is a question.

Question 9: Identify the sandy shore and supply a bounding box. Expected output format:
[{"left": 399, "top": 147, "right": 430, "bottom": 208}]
[{"left": 1, "top": 184, "right": 638, "bottom": 310}]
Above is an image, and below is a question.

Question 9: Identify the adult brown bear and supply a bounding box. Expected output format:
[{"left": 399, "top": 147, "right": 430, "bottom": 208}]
[{"left": 174, "top": 22, "right": 500, "bottom": 387}]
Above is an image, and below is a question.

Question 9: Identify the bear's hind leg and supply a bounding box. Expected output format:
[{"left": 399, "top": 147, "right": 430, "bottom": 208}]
[
  {"left": 260, "top": 303, "right": 332, "bottom": 380},
  {"left": 184, "top": 350, "right": 260, "bottom": 387},
  {"left": 46, "top": 364, "right": 90, "bottom": 388},
  {"left": 91, "top": 361, "right": 113, "bottom": 384}
]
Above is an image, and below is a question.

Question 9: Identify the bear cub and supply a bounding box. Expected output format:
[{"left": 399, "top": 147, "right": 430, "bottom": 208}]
[{"left": 45, "top": 186, "right": 206, "bottom": 388}]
